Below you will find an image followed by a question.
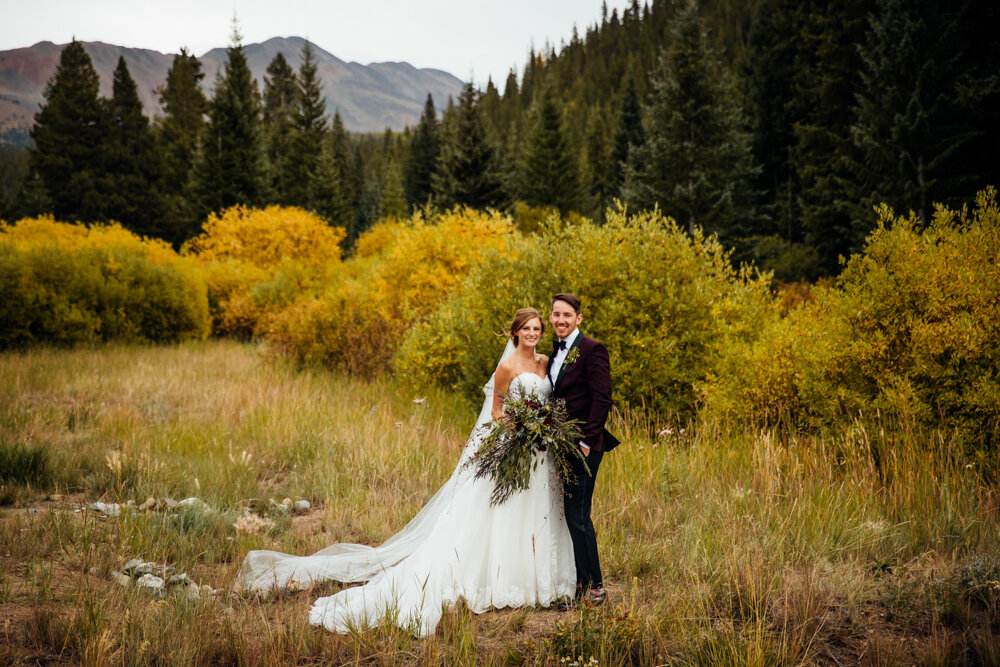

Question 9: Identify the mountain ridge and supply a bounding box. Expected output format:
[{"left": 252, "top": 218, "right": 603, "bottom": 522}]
[{"left": 0, "top": 36, "right": 464, "bottom": 147}]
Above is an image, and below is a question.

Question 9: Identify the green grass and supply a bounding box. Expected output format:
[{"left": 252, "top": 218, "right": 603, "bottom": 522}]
[{"left": 0, "top": 341, "right": 997, "bottom": 665}]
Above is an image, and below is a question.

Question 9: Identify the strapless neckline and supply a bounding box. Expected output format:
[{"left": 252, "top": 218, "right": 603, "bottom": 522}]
[{"left": 508, "top": 372, "right": 552, "bottom": 402}]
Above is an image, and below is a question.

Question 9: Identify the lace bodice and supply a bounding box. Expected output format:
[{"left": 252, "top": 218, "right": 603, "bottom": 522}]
[{"left": 507, "top": 372, "right": 552, "bottom": 402}]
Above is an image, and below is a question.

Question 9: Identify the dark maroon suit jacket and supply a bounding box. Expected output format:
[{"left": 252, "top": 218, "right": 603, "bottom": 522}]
[{"left": 548, "top": 333, "right": 620, "bottom": 452}]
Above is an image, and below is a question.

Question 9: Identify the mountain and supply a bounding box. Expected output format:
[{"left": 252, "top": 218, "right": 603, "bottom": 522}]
[{"left": 0, "top": 37, "right": 464, "bottom": 147}]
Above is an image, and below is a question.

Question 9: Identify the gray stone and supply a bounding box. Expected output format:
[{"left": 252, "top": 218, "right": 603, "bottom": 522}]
[
  {"left": 88, "top": 501, "right": 122, "bottom": 517},
  {"left": 179, "top": 497, "right": 208, "bottom": 511},
  {"left": 136, "top": 574, "right": 164, "bottom": 590},
  {"left": 268, "top": 499, "right": 290, "bottom": 515},
  {"left": 138, "top": 497, "right": 157, "bottom": 512},
  {"left": 167, "top": 573, "right": 191, "bottom": 587},
  {"left": 111, "top": 572, "right": 131, "bottom": 587},
  {"left": 163, "top": 497, "right": 179, "bottom": 509},
  {"left": 122, "top": 558, "right": 147, "bottom": 575},
  {"left": 292, "top": 499, "right": 311, "bottom": 513}
]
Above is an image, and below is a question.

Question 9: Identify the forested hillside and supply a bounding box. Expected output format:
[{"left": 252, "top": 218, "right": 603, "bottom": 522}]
[{"left": 1, "top": 0, "right": 997, "bottom": 280}]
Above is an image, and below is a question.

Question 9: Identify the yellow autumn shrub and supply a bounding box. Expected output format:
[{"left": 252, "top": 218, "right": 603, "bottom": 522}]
[
  {"left": 0, "top": 217, "right": 210, "bottom": 346},
  {"left": 183, "top": 206, "right": 347, "bottom": 338},
  {"left": 394, "top": 205, "right": 774, "bottom": 416},
  {"left": 704, "top": 188, "right": 1000, "bottom": 447},
  {"left": 267, "top": 208, "right": 516, "bottom": 375}
]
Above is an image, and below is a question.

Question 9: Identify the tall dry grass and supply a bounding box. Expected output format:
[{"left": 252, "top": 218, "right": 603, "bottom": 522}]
[{"left": 1, "top": 342, "right": 997, "bottom": 665}]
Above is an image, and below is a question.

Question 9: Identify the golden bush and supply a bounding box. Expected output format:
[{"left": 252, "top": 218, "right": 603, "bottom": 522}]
[
  {"left": 0, "top": 217, "right": 210, "bottom": 345},
  {"left": 267, "top": 208, "right": 516, "bottom": 375},
  {"left": 184, "top": 205, "right": 345, "bottom": 271},
  {"left": 704, "top": 188, "right": 1000, "bottom": 445},
  {"left": 183, "top": 206, "right": 347, "bottom": 338},
  {"left": 395, "top": 205, "right": 774, "bottom": 416}
]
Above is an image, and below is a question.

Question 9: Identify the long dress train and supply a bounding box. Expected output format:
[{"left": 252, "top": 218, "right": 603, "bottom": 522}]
[{"left": 236, "top": 372, "right": 575, "bottom": 637}]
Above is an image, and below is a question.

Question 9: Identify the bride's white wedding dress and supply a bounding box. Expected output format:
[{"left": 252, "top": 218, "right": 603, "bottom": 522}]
[{"left": 236, "top": 369, "right": 575, "bottom": 637}]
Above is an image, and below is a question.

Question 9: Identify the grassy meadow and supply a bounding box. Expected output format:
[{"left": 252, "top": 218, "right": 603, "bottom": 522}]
[{"left": 0, "top": 341, "right": 997, "bottom": 665}]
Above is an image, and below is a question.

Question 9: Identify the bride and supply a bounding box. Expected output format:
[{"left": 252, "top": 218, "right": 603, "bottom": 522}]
[{"left": 236, "top": 307, "right": 576, "bottom": 636}]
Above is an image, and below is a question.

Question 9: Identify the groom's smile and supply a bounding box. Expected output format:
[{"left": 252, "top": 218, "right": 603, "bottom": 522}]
[{"left": 549, "top": 299, "right": 582, "bottom": 340}]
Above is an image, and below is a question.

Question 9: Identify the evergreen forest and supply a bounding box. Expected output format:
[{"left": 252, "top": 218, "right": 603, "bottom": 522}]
[{"left": 2, "top": 0, "right": 998, "bottom": 279}]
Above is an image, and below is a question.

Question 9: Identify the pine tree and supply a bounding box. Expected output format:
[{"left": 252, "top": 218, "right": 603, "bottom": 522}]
[
  {"left": 380, "top": 156, "right": 407, "bottom": 219},
  {"left": 315, "top": 110, "right": 355, "bottom": 230},
  {"left": 433, "top": 83, "right": 505, "bottom": 209},
  {"left": 188, "top": 23, "right": 266, "bottom": 223},
  {"left": 953, "top": 0, "right": 1000, "bottom": 196},
  {"left": 624, "top": 1, "right": 760, "bottom": 243},
  {"left": 744, "top": 0, "right": 800, "bottom": 240},
  {"left": 101, "top": 56, "right": 163, "bottom": 236},
  {"left": 10, "top": 170, "right": 52, "bottom": 219},
  {"left": 790, "top": 0, "right": 874, "bottom": 273},
  {"left": 261, "top": 52, "right": 299, "bottom": 205},
  {"left": 28, "top": 40, "right": 106, "bottom": 222},
  {"left": 583, "top": 112, "right": 611, "bottom": 217},
  {"left": 517, "top": 81, "right": 581, "bottom": 213},
  {"left": 609, "top": 70, "right": 644, "bottom": 200},
  {"left": 403, "top": 94, "right": 439, "bottom": 207},
  {"left": 155, "top": 48, "right": 207, "bottom": 243},
  {"left": 293, "top": 41, "right": 328, "bottom": 210},
  {"left": 847, "top": 0, "right": 975, "bottom": 229}
]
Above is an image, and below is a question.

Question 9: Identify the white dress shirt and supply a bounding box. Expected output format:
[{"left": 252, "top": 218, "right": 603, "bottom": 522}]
[{"left": 549, "top": 327, "right": 581, "bottom": 386}]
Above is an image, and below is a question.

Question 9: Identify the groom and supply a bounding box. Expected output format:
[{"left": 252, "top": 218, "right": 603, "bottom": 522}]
[{"left": 547, "top": 292, "right": 619, "bottom": 606}]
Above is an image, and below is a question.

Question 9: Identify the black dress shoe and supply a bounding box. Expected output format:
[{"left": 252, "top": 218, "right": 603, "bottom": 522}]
[
  {"left": 555, "top": 595, "right": 575, "bottom": 611},
  {"left": 585, "top": 587, "right": 607, "bottom": 606}
]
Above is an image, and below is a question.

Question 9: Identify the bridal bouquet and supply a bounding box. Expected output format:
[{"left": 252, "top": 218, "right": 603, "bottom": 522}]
[{"left": 470, "top": 396, "right": 589, "bottom": 506}]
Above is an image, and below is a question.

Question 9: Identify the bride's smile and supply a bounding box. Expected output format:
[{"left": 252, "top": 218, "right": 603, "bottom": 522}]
[{"left": 517, "top": 319, "right": 542, "bottom": 347}]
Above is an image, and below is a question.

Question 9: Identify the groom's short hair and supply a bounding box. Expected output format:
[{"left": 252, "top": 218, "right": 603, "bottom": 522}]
[{"left": 551, "top": 292, "right": 581, "bottom": 314}]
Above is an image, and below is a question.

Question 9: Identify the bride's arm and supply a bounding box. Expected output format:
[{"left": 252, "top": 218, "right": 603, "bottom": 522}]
[{"left": 491, "top": 365, "right": 513, "bottom": 421}]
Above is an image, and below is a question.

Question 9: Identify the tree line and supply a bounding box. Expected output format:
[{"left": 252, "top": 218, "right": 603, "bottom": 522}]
[{"left": 2, "top": 0, "right": 997, "bottom": 279}]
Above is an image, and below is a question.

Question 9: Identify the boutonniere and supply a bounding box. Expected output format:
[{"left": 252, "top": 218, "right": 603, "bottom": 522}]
[{"left": 564, "top": 347, "right": 581, "bottom": 366}]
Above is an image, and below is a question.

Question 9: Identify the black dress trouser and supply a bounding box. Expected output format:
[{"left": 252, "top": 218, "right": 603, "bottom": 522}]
[{"left": 563, "top": 448, "right": 603, "bottom": 591}]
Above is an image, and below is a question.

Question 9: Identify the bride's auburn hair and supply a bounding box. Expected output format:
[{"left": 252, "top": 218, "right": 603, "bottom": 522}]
[{"left": 508, "top": 308, "right": 545, "bottom": 347}]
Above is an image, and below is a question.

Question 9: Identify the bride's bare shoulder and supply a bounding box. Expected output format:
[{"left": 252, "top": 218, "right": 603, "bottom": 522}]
[{"left": 494, "top": 358, "right": 516, "bottom": 384}]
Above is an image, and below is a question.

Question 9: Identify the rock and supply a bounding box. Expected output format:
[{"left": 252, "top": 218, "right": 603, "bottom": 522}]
[
  {"left": 48, "top": 493, "right": 64, "bottom": 501},
  {"left": 282, "top": 497, "right": 292, "bottom": 506},
  {"left": 105, "top": 503, "right": 122, "bottom": 517},
  {"left": 136, "top": 574, "right": 164, "bottom": 590},
  {"left": 178, "top": 497, "right": 208, "bottom": 511},
  {"left": 112, "top": 572, "right": 131, "bottom": 587},
  {"left": 138, "top": 496, "right": 156, "bottom": 512},
  {"left": 123, "top": 558, "right": 152, "bottom": 576},
  {"left": 89, "top": 567, "right": 99, "bottom": 576},
  {"left": 167, "top": 573, "right": 191, "bottom": 587},
  {"left": 126, "top": 499, "right": 137, "bottom": 510},
  {"left": 292, "top": 499, "right": 311, "bottom": 513},
  {"left": 183, "top": 586, "right": 201, "bottom": 602},
  {"left": 268, "top": 499, "right": 289, "bottom": 515},
  {"left": 413, "top": 397, "right": 426, "bottom": 404},
  {"left": 162, "top": 497, "right": 179, "bottom": 510}
]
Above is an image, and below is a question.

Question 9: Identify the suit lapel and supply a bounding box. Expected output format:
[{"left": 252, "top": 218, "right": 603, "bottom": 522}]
[{"left": 553, "top": 333, "right": 585, "bottom": 395}]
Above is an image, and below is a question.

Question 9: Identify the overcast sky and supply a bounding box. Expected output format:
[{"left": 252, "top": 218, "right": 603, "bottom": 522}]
[{"left": 1, "top": 0, "right": 634, "bottom": 86}]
